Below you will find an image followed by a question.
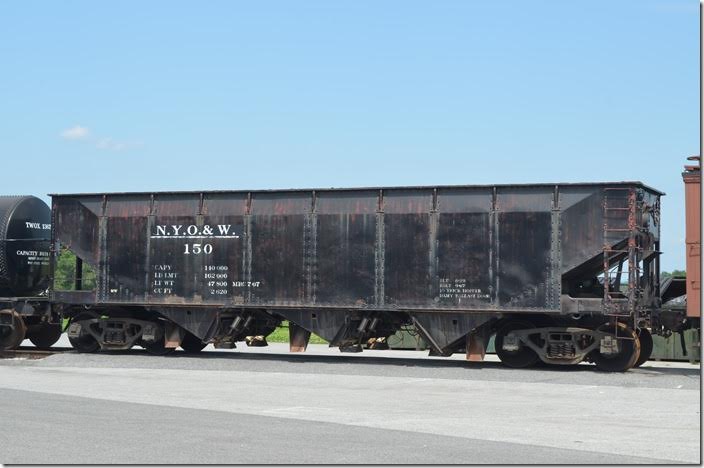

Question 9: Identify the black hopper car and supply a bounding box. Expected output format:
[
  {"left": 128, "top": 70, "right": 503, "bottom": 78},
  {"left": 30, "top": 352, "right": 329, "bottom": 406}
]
[{"left": 30, "top": 181, "right": 667, "bottom": 372}]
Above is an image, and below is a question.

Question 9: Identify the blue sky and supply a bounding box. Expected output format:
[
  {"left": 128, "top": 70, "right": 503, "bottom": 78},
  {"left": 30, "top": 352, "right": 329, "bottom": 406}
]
[{"left": 0, "top": 0, "right": 698, "bottom": 271}]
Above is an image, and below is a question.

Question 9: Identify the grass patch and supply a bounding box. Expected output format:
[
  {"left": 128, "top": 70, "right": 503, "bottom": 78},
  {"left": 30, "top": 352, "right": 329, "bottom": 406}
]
[{"left": 267, "top": 321, "right": 328, "bottom": 344}]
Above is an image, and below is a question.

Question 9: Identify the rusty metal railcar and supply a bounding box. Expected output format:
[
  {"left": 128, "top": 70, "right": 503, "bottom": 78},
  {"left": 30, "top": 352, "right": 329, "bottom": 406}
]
[
  {"left": 682, "top": 157, "right": 701, "bottom": 321},
  {"left": 650, "top": 156, "right": 701, "bottom": 360},
  {"left": 52, "top": 181, "right": 663, "bottom": 371}
]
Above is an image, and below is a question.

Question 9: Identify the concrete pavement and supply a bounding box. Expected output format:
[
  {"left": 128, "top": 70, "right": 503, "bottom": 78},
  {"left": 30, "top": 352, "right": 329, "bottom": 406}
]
[{"left": 1, "top": 339, "right": 700, "bottom": 464}]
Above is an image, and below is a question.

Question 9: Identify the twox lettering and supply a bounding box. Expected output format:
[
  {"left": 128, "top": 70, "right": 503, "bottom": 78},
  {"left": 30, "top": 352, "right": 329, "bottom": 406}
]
[{"left": 25, "top": 222, "right": 51, "bottom": 230}]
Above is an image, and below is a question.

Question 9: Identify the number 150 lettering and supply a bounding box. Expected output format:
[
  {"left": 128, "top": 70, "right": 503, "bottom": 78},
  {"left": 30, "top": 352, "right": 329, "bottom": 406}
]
[{"left": 184, "top": 243, "right": 213, "bottom": 254}]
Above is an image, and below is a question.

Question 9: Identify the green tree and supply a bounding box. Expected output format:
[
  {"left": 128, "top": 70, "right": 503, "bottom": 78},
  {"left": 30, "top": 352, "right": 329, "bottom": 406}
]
[
  {"left": 661, "top": 270, "right": 686, "bottom": 280},
  {"left": 54, "top": 247, "right": 97, "bottom": 290}
]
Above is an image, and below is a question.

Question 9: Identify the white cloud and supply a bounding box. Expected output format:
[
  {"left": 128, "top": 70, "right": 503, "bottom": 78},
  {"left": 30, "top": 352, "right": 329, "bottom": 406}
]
[
  {"left": 96, "top": 137, "right": 142, "bottom": 152},
  {"left": 60, "top": 124, "right": 142, "bottom": 151},
  {"left": 60, "top": 125, "right": 90, "bottom": 140}
]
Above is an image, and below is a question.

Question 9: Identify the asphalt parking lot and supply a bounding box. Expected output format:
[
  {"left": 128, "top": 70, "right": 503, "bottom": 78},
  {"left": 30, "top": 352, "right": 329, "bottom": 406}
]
[{"left": 0, "top": 337, "right": 700, "bottom": 464}]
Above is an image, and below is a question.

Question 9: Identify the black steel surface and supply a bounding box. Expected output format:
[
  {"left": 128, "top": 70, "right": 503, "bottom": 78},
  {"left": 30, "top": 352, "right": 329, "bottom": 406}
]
[
  {"left": 51, "top": 182, "right": 662, "bottom": 315},
  {"left": 0, "top": 196, "right": 51, "bottom": 297}
]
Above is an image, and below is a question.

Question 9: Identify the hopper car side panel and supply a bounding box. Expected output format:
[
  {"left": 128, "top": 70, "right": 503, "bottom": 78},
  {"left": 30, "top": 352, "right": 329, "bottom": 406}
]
[
  {"left": 54, "top": 185, "right": 628, "bottom": 312},
  {"left": 314, "top": 191, "right": 377, "bottom": 306}
]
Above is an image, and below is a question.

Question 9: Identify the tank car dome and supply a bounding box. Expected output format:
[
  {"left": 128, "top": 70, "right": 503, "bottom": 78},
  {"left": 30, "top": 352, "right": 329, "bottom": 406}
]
[{"left": 0, "top": 196, "right": 51, "bottom": 297}]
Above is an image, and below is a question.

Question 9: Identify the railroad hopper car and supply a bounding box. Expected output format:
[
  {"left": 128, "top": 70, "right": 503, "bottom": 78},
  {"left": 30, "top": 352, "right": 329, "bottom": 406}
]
[
  {"left": 0, "top": 196, "right": 62, "bottom": 349},
  {"left": 53, "top": 182, "right": 663, "bottom": 371}
]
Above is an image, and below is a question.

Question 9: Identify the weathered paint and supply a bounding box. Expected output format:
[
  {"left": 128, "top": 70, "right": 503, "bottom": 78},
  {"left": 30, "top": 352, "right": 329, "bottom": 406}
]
[
  {"left": 51, "top": 182, "right": 662, "bottom": 315},
  {"left": 683, "top": 156, "right": 701, "bottom": 318}
]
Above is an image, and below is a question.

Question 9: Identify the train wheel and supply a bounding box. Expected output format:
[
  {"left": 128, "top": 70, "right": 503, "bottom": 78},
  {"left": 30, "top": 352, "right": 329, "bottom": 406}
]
[
  {"left": 180, "top": 332, "right": 207, "bottom": 353},
  {"left": 591, "top": 323, "right": 640, "bottom": 372},
  {"left": 27, "top": 323, "right": 63, "bottom": 349},
  {"left": 68, "top": 314, "right": 100, "bottom": 353},
  {"left": 0, "top": 310, "right": 26, "bottom": 350},
  {"left": 495, "top": 320, "right": 540, "bottom": 368},
  {"left": 634, "top": 328, "right": 653, "bottom": 368}
]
